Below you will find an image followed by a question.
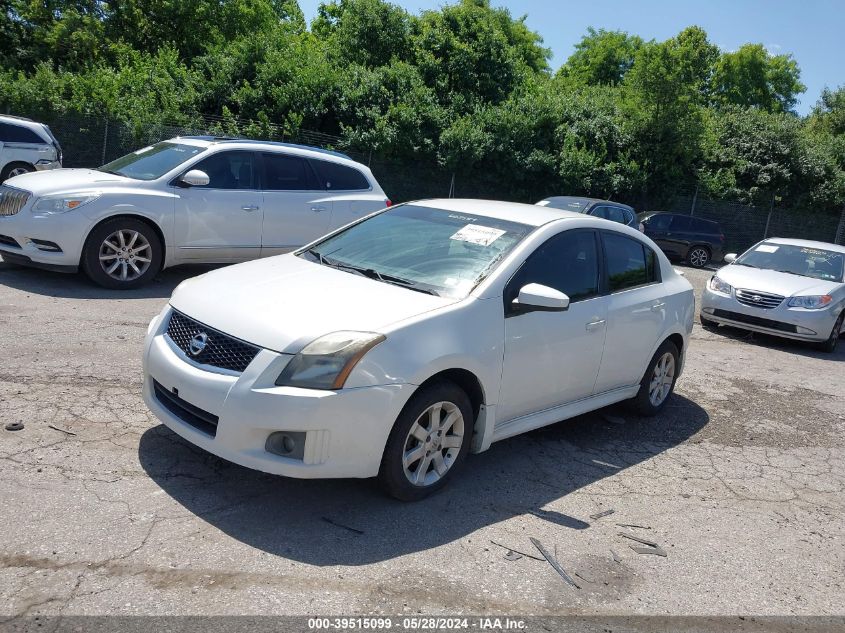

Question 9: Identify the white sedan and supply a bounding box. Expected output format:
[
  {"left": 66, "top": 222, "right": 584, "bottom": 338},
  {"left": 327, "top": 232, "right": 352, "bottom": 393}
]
[
  {"left": 142, "top": 199, "right": 695, "bottom": 500},
  {"left": 700, "top": 238, "right": 845, "bottom": 353}
]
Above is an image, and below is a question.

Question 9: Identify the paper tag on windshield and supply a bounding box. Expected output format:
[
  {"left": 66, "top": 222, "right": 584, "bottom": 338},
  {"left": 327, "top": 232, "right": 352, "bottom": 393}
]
[
  {"left": 755, "top": 244, "right": 779, "bottom": 253},
  {"left": 451, "top": 224, "right": 506, "bottom": 246}
]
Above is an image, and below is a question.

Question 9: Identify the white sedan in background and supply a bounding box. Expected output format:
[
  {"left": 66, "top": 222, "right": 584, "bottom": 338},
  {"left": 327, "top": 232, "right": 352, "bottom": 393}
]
[
  {"left": 701, "top": 238, "right": 845, "bottom": 352},
  {"left": 143, "top": 199, "right": 694, "bottom": 500}
]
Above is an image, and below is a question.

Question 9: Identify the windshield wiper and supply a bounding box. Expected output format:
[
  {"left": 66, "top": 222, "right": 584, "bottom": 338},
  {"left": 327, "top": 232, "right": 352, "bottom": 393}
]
[
  {"left": 98, "top": 169, "right": 124, "bottom": 176},
  {"left": 773, "top": 269, "right": 803, "bottom": 276},
  {"left": 304, "top": 248, "right": 324, "bottom": 264},
  {"left": 323, "top": 259, "right": 440, "bottom": 296},
  {"left": 733, "top": 262, "right": 758, "bottom": 268}
]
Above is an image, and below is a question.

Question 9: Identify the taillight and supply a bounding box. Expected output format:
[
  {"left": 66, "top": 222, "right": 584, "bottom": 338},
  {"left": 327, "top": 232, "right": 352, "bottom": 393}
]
[{"left": 385, "top": 199, "right": 392, "bottom": 207}]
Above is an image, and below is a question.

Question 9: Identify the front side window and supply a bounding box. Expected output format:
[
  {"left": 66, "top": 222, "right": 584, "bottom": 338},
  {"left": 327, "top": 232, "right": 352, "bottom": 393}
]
[
  {"left": 301, "top": 204, "right": 532, "bottom": 298},
  {"left": 735, "top": 242, "right": 845, "bottom": 282},
  {"left": 670, "top": 215, "right": 693, "bottom": 231},
  {"left": 100, "top": 142, "right": 206, "bottom": 181},
  {"left": 310, "top": 159, "right": 370, "bottom": 190},
  {"left": 0, "top": 122, "right": 44, "bottom": 144},
  {"left": 506, "top": 230, "right": 600, "bottom": 306},
  {"left": 645, "top": 214, "right": 672, "bottom": 231},
  {"left": 263, "top": 153, "right": 318, "bottom": 190},
  {"left": 603, "top": 232, "right": 656, "bottom": 291},
  {"left": 191, "top": 151, "right": 256, "bottom": 190}
]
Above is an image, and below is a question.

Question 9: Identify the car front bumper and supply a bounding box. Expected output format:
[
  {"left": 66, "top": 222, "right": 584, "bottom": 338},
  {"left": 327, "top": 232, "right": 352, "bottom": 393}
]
[
  {"left": 0, "top": 202, "right": 87, "bottom": 270},
  {"left": 700, "top": 286, "right": 841, "bottom": 342},
  {"left": 142, "top": 309, "right": 415, "bottom": 479}
]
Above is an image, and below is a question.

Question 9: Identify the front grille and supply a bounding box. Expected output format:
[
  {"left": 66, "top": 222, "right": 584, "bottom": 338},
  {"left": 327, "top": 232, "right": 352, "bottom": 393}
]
[
  {"left": 712, "top": 309, "right": 798, "bottom": 333},
  {"left": 166, "top": 310, "right": 261, "bottom": 372},
  {"left": 0, "top": 234, "right": 20, "bottom": 248},
  {"left": 735, "top": 288, "right": 784, "bottom": 309},
  {"left": 153, "top": 380, "right": 219, "bottom": 437},
  {"left": 0, "top": 186, "right": 30, "bottom": 217}
]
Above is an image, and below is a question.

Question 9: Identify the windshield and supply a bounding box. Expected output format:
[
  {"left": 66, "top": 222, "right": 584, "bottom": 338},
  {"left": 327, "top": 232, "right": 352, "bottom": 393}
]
[
  {"left": 735, "top": 242, "right": 845, "bottom": 283},
  {"left": 99, "top": 142, "right": 206, "bottom": 180},
  {"left": 300, "top": 204, "right": 533, "bottom": 298}
]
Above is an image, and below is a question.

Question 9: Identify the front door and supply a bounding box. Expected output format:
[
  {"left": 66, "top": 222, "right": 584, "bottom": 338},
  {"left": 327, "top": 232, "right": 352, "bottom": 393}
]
[
  {"left": 498, "top": 229, "right": 608, "bottom": 423},
  {"left": 174, "top": 150, "right": 262, "bottom": 261},
  {"left": 258, "top": 152, "right": 333, "bottom": 257}
]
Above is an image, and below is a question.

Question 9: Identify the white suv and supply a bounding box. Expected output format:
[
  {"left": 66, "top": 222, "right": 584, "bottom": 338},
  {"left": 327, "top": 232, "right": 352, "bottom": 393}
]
[
  {"left": 0, "top": 136, "right": 391, "bottom": 288},
  {"left": 0, "top": 115, "right": 62, "bottom": 181}
]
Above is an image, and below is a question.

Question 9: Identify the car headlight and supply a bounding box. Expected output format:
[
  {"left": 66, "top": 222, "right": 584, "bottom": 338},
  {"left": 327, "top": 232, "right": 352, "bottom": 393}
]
[
  {"left": 32, "top": 192, "right": 100, "bottom": 215},
  {"left": 275, "top": 331, "right": 386, "bottom": 390},
  {"left": 708, "top": 275, "right": 732, "bottom": 295},
  {"left": 787, "top": 295, "right": 832, "bottom": 309}
]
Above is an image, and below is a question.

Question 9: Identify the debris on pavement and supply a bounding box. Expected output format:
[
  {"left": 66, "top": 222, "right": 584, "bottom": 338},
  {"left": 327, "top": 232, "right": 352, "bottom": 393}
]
[
  {"left": 4, "top": 422, "right": 24, "bottom": 431},
  {"left": 589, "top": 508, "right": 615, "bottom": 520},
  {"left": 321, "top": 517, "right": 364, "bottom": 535},
  {"left": 610, "top": 549, "right": 622, "bottom": 563},
  {"left": 602, "top": 413, "right": 626, "bottom": 425},
  {"left": 48, "top": 424, "right": 76, "bottom": 436},
  {"left": 489, "top": 540, "right": 545, "bottom": 561},
  {"left": 529, "top": 537, "right": 580, "bottom": 589},
  {"left": 503, "top": 550, "right": 522, "bottom": 561},
  {"left": 574, "top": 571, "right": 596, "bottom": 584},
  {"left": 618, "top": 532, "right": 659, "bottom": 547},
  {"left": 630, "top": 545, "right": 668, "bottom": 557},
  {"left": 616, "top": 523, "right": 652, "bottom": 530}
]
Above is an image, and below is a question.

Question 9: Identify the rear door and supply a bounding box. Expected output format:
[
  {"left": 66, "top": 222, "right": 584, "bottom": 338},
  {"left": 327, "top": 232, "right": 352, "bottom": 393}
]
[
  {"left": 642, "top": 214, "right": 677, "bottom": 256},
  {"left": 259, "top": 151, "right": 333, "bottom": 257},
  {"left": 594, "top": 232, "right": 666, "bottom": 393},
  {"left": 309, "top": 158, "right": 380, "bottom": 229},
  {"left": 173, "top": 150, "right": 262, "bottom": 261}
]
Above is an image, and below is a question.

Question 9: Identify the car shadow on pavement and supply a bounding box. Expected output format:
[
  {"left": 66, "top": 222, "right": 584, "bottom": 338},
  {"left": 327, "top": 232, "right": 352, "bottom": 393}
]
[
  {"left": 138, "top": 394, "right": 709, "bottom": 566},
  {"left": 0, "top": 259, "right": 224, "bottom": 299},
  {"left": 705, "top": 323, "right": 845, "bottom": 362}
]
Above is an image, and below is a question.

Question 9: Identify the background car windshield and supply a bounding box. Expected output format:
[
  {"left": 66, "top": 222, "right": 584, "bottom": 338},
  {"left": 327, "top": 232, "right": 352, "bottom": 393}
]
[
  {"left": 99, "top": 142, "right": 205, "bottom": 180},
  {"left": 303, "top": 204, "right": 533, "bottom": 297},
  {"left": 736, "top": 243, "right": 845, "bottom": 282}
]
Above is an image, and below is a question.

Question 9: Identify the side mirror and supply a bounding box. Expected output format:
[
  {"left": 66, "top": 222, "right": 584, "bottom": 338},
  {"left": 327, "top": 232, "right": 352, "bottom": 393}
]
[
  {"left": 179, "top": 169, "right": 210, "bottom": 187},
  {"left": 512, "top": 283, "right": 570, "bottom": 313},
  {"left": 724, "top": 253, "right": 737, "bottom": 264}
]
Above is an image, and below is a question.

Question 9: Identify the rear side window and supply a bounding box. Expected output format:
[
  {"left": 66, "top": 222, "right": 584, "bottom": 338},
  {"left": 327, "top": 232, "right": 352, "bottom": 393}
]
[
  {"left": 645, "top": 214, "right": 672, "bottom": 230},
  {"left": 507, "top": 230, "right": 600, "bottom": 305},
  {"left": 310, "top": 159, "right": 370, "bottom": 191},
  {"left": 593, "top": 206, "right": 627, "bottom": 224},
  {"left": 692, "top": 217, "right": 718, "bottom": 233},
  {"left": 670, "top": 215, "right": 693, "bottom": 231},
  {"left": 262, "top": 153, "right": 319, "bottom": 190},
  {"left": 0, "top": 122, "right": 44, "bottom": 144},
  {"left": 602, "top": 232, "right": 660, "bottom": 291},
  {"left": 192, "top": 151, "right": 256, "bottom": 190}
]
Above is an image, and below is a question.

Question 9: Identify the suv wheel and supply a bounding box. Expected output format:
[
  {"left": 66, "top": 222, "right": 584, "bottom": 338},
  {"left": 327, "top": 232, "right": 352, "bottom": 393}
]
[
  {"left": 1, "top": 162, "right": 34, "bottom": 181},
  {"left": 628, "top": 340, "right": 680, "bottom": 416},
  {"left": 82, "top": 218, "right": 162, "bottom": 289},
  {"left": 688, "top": 246, "right": 710, "bottom": 268},
  {"left": 378, "top": 381, "right": 473, "bottom": 501}
]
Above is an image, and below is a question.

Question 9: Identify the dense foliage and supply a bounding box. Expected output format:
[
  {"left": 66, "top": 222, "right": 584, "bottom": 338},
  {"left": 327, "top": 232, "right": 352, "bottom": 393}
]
[{"left": 1, "top": 0, "right": 843, "bottom": 209}]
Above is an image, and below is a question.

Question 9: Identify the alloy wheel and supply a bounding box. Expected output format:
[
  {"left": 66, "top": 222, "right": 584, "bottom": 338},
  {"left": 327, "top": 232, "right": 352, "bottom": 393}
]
[
  {"left": 98, "top": 229, "right": 152, "bottom": 282},
  {"left": 402, "top": 401, "right": 465, "bottom": 487},
  {"left": 648, "top": 352, "right": 675, "bottom": 407},
  {"left": 689, "top": 248, "right": 709, "bottom": 268},
  {"left": 8, "top": 166, "right": 31, "bottom": 178}
]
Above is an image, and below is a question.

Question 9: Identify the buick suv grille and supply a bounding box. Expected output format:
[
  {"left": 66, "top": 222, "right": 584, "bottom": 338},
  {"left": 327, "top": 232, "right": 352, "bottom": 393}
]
[
  {"left": 166, "top": 310, "right": 261, "bottom": 372},
  {"left": 0, "top": 186, "right": 30, "bottom": 217},
  {"left": 735, "top": 288, "right": 784, "bottom": 309}
]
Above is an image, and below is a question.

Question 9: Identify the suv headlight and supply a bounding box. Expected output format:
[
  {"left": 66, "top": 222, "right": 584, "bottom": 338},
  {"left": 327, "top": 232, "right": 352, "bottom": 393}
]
[
  {"left": 32, "top": 192, "right": 100, "bottom": 215},
  {"left": 708, "top": 275, "right": 732, "bottom": 295},
  {"left": 275, "top": 331, "right": 386, "bottom": 390},
  {"left": 787, "top": 295, "right": 832, "bottom": 309}
]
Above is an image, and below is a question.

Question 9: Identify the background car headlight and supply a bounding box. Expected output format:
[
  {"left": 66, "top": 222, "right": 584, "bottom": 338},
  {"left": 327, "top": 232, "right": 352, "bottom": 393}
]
[
  {"left": 708, "top": 275, "right": 732, "bottom": 295},
  {"left": 32, "top": 192, "right": 100, "bottom": 215},
  {"left": 275, "top": 331, "right": 386, "bottom": 390},
  {"left": 787, "top": 295, "right": 832, "bottom": 309}
]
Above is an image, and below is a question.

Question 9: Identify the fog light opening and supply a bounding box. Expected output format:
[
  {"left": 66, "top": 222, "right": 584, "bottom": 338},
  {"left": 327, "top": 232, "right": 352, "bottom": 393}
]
[{"left": 265, "top": 431, "right": 306, "bottom": 460}]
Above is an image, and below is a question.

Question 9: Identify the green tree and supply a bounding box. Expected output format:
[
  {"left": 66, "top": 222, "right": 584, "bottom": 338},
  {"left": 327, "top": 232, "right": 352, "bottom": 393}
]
[
  {"left": 712, "top": 43, "right": 805, "bottom": 113},
  {"left": 557, "top": 28, "right": 643, "bottom": 86}
]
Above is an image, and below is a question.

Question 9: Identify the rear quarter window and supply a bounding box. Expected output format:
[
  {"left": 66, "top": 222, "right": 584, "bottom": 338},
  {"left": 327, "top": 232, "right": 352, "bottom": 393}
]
[
  {"left": 310, "top": 159, "right": 370, "bottom": 191},
  {"left": 0, "top": 122, "right": 45, "bottom": 144}
]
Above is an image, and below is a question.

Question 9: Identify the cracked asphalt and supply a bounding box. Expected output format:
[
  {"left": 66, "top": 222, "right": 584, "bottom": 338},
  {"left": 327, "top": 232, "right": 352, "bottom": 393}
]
[{"left": 0, "top": 257, "right": 843, "bottom": 617}]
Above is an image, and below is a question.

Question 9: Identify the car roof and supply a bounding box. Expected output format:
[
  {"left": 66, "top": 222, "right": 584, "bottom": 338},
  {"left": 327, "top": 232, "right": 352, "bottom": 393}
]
[
  {"left": 764, "top": 237, "right": 845, "bottom": 254},
  {"left": 412, "top": 198, "right": 596, "bottom": 227},
  {"left": 172, "top": 136, "right": 353, "bottom": 162},
  {"left": 538, "top": 196, "right": 634, "bottom": 212},
  {"left": 0, "top": 114, "right": 44, "bottom": 129}
]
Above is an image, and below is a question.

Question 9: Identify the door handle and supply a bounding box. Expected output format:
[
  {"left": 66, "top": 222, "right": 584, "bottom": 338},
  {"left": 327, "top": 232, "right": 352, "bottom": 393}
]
[
  {"left": 651, "top": 302, "right": 666, "bottom": 312},
  {"left": 310, "top": 205, "right": 327, "bottom": 212},
  {"left": 242, "top": 205, "right": 260, "bottom": 212},
  {"left": 585, "top": 318, "right": 606, "bottom": 331}
]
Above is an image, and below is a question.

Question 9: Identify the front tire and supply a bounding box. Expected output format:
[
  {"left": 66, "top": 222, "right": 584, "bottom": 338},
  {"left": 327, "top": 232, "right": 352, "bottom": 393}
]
[
  {"left": 378, "top": 381, "right": 473, "bottom": 501},
  {"left": 628, "top": 340, "right": 680, "bottom": 416},
  {"left": 687, "top": 246, "right": 710, "bottom": 268},
  {"left": 81, "top": 218, "right": 162, "bottom": 289},
  {"left": 817, "top": 312, "right": 844, "bottom": 354}
]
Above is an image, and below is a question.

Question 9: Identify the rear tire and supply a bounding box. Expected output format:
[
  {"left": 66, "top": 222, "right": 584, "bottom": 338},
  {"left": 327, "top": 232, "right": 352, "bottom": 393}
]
[
  {"left": 628, "top": 340, "right": 680, "bottom": 416},
  {"left": 81, "top": 217, "right": 162, "bottom": 289},
  {"left": 1, "top": 162, "right": 34, "bottom": 181},
  {"left": 378, "top": 381, "right": 473, "bottom": 501},
  {"left": 816, "top": 312, "right": 844, "bottom": 354},
  {"left": 687, "top": 246, "right": 710, "bottom": 268}
]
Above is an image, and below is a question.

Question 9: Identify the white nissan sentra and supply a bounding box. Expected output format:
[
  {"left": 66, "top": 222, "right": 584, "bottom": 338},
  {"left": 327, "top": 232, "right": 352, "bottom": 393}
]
[
  {"left": 142, "top": 199, "right": 695, "bottom": 500},
  {"left": 700, "top": 238, "right": 845, "bottom": 352}
]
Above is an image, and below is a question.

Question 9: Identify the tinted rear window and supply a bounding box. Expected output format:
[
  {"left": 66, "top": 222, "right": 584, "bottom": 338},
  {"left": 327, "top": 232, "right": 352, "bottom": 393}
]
[
  {"left": 310, "top": 160, "right": 370, "bottom": 190},
  {"left": 0, "top": 122, "right": 44, "bottom": 144},
  {"left": 263, "top": 153, "right": 319, "bottom": 190}
]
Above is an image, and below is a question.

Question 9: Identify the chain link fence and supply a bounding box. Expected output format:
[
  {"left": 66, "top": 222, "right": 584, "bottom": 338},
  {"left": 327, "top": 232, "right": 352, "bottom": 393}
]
[{"left": 25, "top": 111, "right": 845, "bottom": 252}]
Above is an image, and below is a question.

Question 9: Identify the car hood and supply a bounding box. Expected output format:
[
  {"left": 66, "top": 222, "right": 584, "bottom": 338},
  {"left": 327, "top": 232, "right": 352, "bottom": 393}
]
[
  {"left": 169, "top": 255, "right": 456, "bottom": 354},
  {"left": 716, "top": 264, "right": 843, "bottom": 297},
  {"left": 6, "top": 168, "right": 132, "bottom": 195}
]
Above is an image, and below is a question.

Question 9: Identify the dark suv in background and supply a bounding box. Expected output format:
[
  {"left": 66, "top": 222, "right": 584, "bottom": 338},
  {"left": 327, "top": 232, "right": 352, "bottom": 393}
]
[{"left": 638, "top": 212, "right": 725, "bottom": 268}]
